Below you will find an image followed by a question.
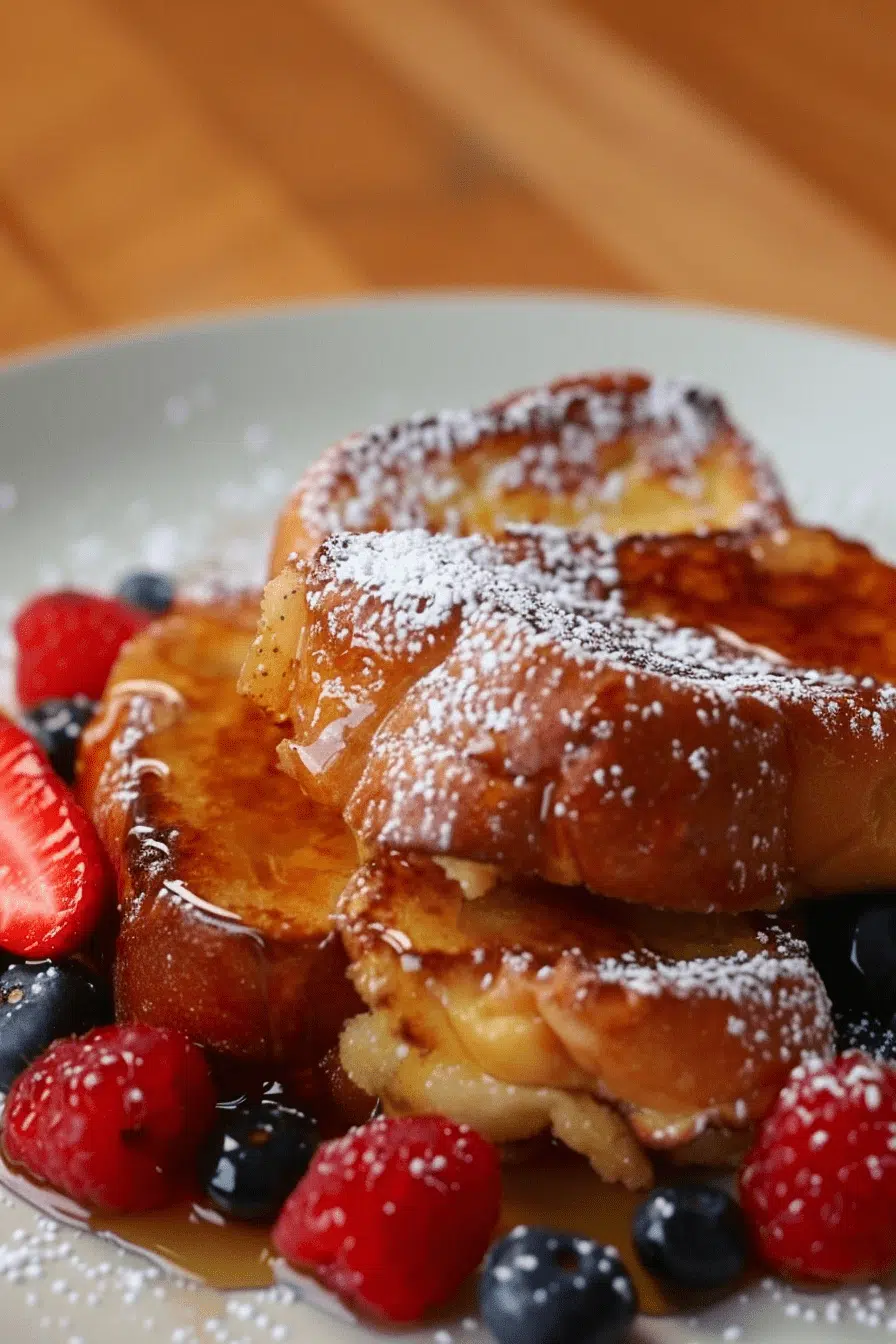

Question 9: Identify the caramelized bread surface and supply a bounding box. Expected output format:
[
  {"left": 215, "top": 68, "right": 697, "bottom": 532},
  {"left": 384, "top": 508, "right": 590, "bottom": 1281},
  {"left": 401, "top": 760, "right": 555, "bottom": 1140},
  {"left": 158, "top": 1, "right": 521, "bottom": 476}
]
[
  {"left": 337, "top": 855, "right": 833, "bottom": 1186},
  {"left": 243, "top": 526, "right": 896, "bottom": 912},
  {"left": 79, "top": 599, "right": 362, "bottom": 1067},
  {"left": 271, "top": 372, "right": 790, "bottom": 570}
]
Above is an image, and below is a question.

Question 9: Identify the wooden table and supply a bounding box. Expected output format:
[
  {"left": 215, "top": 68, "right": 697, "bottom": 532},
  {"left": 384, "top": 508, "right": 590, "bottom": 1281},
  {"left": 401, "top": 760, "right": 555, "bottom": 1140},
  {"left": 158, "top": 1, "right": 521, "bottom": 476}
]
[{"left": 3, "top": 0, "right": 896, "bottom": 356}]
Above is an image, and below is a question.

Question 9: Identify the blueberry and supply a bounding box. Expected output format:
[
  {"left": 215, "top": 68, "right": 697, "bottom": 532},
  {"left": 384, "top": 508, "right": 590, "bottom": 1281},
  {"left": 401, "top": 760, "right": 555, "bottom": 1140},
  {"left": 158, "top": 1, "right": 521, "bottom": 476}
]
[
  {"left": 0, "top": 960, "right": 112, "bottom": 1091},
  {"left": 632, "top": 1185, "right": 748, "bottom": 1291},
  {"left": 850, "top": 903, "right": 896, "bottom": 1017},
  {"left": 116, "top": 571, "right": 175, "bottom": 615},
  {"left": 479, "top": 1226, "right": 637, "bottom": 1344},
  {"left": 201, "top": 1102, "right": 319, "bottom": 1221},
  {"left": 21, "top": 697, "right": 96, "bottom": 783}
]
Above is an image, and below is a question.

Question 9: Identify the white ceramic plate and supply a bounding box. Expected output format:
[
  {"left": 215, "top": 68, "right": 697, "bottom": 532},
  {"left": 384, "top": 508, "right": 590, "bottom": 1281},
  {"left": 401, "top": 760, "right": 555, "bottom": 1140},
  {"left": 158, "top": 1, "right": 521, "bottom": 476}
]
[{"left": 2, "top": 294, "right": 896, "bottom": 1344}]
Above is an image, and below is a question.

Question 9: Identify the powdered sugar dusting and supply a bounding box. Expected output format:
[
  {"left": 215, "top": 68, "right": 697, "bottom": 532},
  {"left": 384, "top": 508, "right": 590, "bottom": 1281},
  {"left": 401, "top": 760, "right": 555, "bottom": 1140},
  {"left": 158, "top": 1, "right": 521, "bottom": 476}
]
[
  {"left": 583, "top": 921, "right": 826, "bottom": 1021},
  {"left": 291, "top": 374, "right": 788, "bottom": 543},
  {"left": 311, "top": 526, "right": 889, "bottom": 713},
  {"left": 290, "top": 526, "right": 896, "bottom": 905},
  {"left": 0, "top": 1182, "right": 356, "bottom": 1343}
]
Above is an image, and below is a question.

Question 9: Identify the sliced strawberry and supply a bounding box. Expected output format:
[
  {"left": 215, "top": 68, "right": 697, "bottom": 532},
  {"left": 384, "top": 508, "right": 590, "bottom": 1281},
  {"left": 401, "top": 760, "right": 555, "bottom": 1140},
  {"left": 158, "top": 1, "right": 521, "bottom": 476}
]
[
  {"left": 0, "top": 715, "right": 111, "bottom": 958},
  {"left": 13, "top": 591, "right": 150, "bottom": 708}
]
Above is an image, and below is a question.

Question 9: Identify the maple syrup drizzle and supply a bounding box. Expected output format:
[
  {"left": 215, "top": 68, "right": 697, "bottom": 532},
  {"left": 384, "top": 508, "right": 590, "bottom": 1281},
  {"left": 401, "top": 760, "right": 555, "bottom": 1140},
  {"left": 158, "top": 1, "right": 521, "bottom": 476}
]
[
  {"left": 0, "top": 1149, "right": 719, "bottom": 1318},
  {"left": 499, "top": 1154, "right": 676, "bottom": 1317}
]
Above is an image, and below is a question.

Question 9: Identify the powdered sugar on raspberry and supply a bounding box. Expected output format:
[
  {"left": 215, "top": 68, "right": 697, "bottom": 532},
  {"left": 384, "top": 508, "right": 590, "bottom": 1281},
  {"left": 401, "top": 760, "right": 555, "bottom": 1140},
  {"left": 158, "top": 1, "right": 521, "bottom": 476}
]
[
  {"left": 273, "top": 1114, "right": 501, "bottom": 1321},
  {"left": 740, "top": 1052, "right": 896, "bottom": 1282}
]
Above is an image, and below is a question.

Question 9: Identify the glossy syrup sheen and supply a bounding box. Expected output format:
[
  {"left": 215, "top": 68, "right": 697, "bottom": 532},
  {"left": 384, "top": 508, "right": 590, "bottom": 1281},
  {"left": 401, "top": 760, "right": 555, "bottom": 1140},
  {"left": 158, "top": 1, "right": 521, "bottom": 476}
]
[
  {"left": 78, "top": 600, "right": 364, "bottom": 1069},
  {"left": 259, "top": 523, "right": 896, "bottom": 818},
  {"left": 0, "top": 1150, "right": 694, "bottom": 1316}
]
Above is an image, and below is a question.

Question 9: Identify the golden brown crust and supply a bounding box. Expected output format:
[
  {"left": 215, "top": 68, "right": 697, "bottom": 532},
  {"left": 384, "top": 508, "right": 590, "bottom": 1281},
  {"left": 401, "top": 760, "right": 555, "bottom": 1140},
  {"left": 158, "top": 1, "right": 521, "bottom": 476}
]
[
  {"left": 607, "top": 525, "right": 896, "bottom": 680},
  {"left": 242, "top": 525, "right": 896, "bottom": 912},
  {"left": 335, "top": 855, "right": 833, "bottom": 1177},
  {"left": 271, "top": 371, "right": 790, "bottom": 570},
  {"left": 78, "top": 599, "right": 362, "bottom": 1070}
]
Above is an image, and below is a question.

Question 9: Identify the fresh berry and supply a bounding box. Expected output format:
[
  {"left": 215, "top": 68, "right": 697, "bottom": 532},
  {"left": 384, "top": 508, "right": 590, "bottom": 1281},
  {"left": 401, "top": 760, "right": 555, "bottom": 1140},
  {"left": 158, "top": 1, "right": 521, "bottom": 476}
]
[
  {"left": 0, "top": 715, "right": 111, "bottom": 958},
  {"left": 272, "top": 1114, "right": 501, "bottom": 1321},
  {"left": 480, "top": 1226, "right": 637, "bottom": 1344},
  {"left": 0, "top": 959, "right": 112, "bottom": 1091},
  {"left": 116, "top": 572, "right": 175, "bottom": 616},
  {"left": 202, "top": 1101, "right": 319, "bottom": 1221},
  {"left": 21, "top": 696, "right": 96, "bottom": 783},
  {"left": 3, "top": 1025, "right": 217, "bottom": 1212},
  {"left": 632, "top": 1184, "right": 748, "bottom": 1290},
  {"left": 740, "top": 1051, "right": 896, "bottom": 1281},
  {"left": 13, "top": 590, "right": 149, "bottom": 707},
  {"left": 850, "top": 902, "right": 896, "bottom": 1016}
]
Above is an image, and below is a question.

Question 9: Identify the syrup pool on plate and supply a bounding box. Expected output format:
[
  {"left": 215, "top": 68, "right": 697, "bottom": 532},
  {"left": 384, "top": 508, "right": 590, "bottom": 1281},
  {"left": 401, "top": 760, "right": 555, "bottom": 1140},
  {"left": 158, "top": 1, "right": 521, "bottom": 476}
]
[{"left": 0, "top": 1146, "right": 727, "bottom": 1317}]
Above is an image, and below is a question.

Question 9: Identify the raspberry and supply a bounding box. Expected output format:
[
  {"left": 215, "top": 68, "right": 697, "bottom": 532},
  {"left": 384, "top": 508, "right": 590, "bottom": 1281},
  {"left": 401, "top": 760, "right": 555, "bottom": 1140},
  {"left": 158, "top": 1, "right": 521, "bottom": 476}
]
[
  {"left": 272, "top": 1114, "right": 501, "bottom": 1321},
  {"left": 739, "top": 1050, "right": 896, "bottom": 1281},
  {"left": 2, "top": 1025, "right": 217, "bottom": 1212},
  {"left": 14, "top": 591, "right": 150, "bottom": 708}
]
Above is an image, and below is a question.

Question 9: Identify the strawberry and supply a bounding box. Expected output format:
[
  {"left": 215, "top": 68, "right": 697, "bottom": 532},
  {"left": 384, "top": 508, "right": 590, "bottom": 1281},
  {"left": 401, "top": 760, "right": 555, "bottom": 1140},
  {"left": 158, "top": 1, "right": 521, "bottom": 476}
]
[
  {"left": 3, "top": 1025, "right": 217, "bottom": 1212},
  {"left": 13, "top": 591, "right": 149, "bottom": 708},
  {"left": 273, "top": 1114, "right": 501, "bottom": 1321},
  {"left": 0, "top": 714, "right": 111, "bottom": 957},
  {"left": 740, "top": 1050, "right": 896, "bottom": 1281}
]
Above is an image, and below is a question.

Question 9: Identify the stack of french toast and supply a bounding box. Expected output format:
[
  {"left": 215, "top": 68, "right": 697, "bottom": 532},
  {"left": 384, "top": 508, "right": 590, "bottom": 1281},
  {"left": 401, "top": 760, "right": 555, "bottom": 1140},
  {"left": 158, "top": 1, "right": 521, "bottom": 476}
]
[{"left": 80, "top": 370, "right": 896, "bottom": 1192}]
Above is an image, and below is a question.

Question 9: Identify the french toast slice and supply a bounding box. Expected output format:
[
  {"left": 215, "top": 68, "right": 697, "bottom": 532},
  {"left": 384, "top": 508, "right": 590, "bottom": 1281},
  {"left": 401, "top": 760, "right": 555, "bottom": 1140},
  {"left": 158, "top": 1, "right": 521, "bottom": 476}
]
[
  {"left": 78, "top": 599, "right": 363, "bottom": 1072},
  {"left": 271, "top": 372, "right": 790, "bottom": 570},
  {"left": 242, "top": 525, "right": 896, "bottom": 912},
  {"left": 336, "top": 855, "right": 833, "bottom": 1187}
]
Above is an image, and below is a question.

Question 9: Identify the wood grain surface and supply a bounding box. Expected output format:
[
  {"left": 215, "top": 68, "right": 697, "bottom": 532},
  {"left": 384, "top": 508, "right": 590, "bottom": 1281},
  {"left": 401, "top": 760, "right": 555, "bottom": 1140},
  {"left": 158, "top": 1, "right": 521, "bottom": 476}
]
[{"left": 1, "top": 0, "right": 895, "bottom": 355}]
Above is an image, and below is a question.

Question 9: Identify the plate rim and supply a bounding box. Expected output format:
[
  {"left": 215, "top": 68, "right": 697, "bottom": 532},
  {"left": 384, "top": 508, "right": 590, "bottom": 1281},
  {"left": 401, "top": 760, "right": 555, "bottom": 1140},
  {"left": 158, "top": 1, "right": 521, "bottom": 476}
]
[{"left": 3, "top": 289, "right": 896, "bottom": 379}]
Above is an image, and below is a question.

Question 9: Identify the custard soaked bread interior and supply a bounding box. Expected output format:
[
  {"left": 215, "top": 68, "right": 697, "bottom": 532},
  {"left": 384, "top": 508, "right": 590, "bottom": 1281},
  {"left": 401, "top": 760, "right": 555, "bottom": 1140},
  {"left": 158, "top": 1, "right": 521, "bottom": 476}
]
[
  {"left": 271, "top": 372, "right": 790, "bottom": 568},
  {"left": 79, "top": 600, "right": 362, "bottom": 1072},
  {"left": 336, "top": 855, "right": 832, "bottom": 1188},
  {"left": 243, "top": 525, "right": 896, "bottom": 913}
]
